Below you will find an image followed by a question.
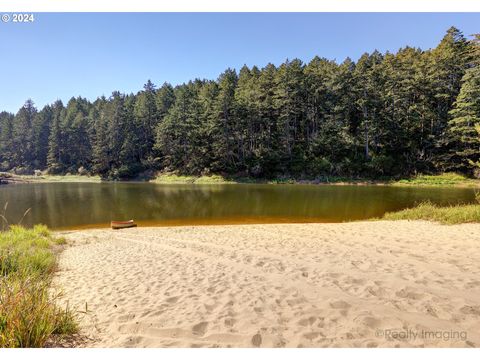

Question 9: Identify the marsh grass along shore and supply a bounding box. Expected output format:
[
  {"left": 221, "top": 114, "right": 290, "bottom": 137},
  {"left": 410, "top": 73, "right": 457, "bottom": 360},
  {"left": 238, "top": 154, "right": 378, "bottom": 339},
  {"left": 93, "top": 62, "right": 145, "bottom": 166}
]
[
  {"left": 380, "top": 202, "right": 480, "bottom": 225},
  {"left": 377, "top": 188, "right": 480, "bottom": 224}
]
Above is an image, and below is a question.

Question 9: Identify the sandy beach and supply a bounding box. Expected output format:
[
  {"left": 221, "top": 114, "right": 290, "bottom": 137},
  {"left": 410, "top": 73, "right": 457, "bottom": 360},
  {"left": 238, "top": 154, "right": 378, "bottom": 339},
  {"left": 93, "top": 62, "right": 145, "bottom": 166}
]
[{"left": 53, "top": 221, "right": 480, "bottom": 348}]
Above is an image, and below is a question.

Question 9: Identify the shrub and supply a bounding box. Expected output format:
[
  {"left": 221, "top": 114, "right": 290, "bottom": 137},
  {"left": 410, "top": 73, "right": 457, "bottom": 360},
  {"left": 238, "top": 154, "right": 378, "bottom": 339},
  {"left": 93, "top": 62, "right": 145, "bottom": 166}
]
[
  {"left": 47, "top": 163, "right": 63, "bottom": 175},
  {"left": 310, "top": 157, "right": 332, "bottom": 176},
  {"left": 13, "top": 167, "right": 33, "bottom": 176},
  {"left": 367, "top": 155, "right": 395, "bottom": 176}
]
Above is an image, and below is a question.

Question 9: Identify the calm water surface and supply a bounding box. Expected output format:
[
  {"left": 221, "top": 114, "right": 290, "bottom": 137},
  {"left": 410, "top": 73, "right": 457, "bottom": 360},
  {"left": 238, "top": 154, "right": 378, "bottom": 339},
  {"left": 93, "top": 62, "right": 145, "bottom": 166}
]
[{"left": 0, "top": 183, "right": 477, "bottom": 229}]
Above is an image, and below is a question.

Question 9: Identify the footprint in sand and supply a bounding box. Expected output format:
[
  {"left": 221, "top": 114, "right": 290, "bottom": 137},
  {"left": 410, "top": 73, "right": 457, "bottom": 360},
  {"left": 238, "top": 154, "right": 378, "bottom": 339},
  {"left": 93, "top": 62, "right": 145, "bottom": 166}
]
[
  {"left": 166, "top": 296, "right": 179, "bottom": 304},
  {"left": 117, "top": 313, "right": 136, "bottom": 322},
  {"left": 424, "top": 304, "right": 438, "bottom": 317},
  {"left": 224, "top": 318, "right": 236, "bottom": 327},
  {"left": 460, "top": 305, "right": 480, "bottom": 316},
  {"left": 303, "top": 331, "right": 323, "bottom": 340},
  {"left": 358, "top": 316, "right": 381, "bottom": 329},
  {"left": 465, "top": 280, "right": 480, "bottom": 289},
  {"left": 395, "top": 288, "right": 424, "bottom": 300},
  {"left": 297, "top": 316, "right": 318, "bottom": 327},
  {"left": 192, "top": 321, "right": 209, "bottom": 336},
  {"left": 330, "top": 300, "right": 351, "bottom": 309},
  {"left": 251, "top": 333, "right": 262, "bottom": 347}
]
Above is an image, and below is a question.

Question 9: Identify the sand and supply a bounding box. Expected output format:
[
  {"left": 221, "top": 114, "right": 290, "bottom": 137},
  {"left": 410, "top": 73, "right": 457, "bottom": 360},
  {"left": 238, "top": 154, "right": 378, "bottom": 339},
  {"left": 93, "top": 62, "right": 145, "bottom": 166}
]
[{"left": 53, "top": 221, "right": 480, "bottom": 348}]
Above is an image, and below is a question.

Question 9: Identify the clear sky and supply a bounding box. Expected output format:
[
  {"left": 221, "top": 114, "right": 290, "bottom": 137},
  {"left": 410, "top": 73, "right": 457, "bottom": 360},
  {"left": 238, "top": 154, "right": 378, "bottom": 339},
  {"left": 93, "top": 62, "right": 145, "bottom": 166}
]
[{"left": 0, "top": 12, "right": 479, "bottom": 113}]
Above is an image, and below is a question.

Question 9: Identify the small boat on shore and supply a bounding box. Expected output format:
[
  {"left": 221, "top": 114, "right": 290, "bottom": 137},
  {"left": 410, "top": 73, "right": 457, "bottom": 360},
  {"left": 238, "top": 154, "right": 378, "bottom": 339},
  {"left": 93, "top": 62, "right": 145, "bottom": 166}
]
[{"left": 111, "top": 220, "right": 137, "bottom": 230}]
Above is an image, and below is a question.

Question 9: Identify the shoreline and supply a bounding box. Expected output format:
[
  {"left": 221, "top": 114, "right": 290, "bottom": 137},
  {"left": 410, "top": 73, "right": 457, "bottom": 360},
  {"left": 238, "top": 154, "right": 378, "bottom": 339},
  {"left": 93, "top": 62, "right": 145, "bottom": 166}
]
[
  {"left": 55, "top": 217, "right": 341, "bottom": 232},
  {"left": 1, "top": 172, "right": 479, "bottom": 188},
  {"left": 54, "top": 221, "right": 480, "bottom": 347}
]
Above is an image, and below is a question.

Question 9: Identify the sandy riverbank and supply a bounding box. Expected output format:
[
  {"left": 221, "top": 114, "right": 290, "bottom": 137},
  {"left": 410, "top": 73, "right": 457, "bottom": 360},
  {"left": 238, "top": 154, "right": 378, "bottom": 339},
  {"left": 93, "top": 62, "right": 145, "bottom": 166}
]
[{"left": 53, "top": 221, "right": 480, "bottom": 348}]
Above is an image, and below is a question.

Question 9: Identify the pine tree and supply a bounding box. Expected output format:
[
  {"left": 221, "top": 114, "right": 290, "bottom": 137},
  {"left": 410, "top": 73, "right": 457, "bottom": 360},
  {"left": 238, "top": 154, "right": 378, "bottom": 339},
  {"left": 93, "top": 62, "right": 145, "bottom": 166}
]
[
  {"left": 304, "top": 56, "right": 353, "bottom": 175},
  {"left": 120, "top": 94, "right": 143, "bottom": 176},
  {"left": 12, "top": 99, "right": 37, "bottom": 170},
  {"left": 210, "top": 69, "right": 238, "bottom": 172},
  {"left": 446, "top": 35, "right": 480, "bottom": 176},
  {"left": 354, "top": 51, "right": 385, "bottom": 165},
  {"left": 234, "top": 65, "right": 260, "bottom": 172},
  {"left": 430, "top": 27, "right": 470, "bottom": 169},
  {"left": 58, "top": 97, "right": 91, "bottom": 172},
  {"left": 273, "top": 59, "right": 307, "bottom": 174},
  {"left": 155, "top": 82, "right": 175, "bottom": 120},
  {"left": 134, "top": 80, "right": 158, "bottom": 163},
  {"left": 0, "top": 111, "right": 14, "bottom": 170},
  {"left": 91, "top": 98, "right": 110, "bottom": 175},
  {"left": 254, "top": 63, "right": 280, "bottom": 177},
  {"left": 32, "top": 105, "right": 53, "bottom": 169},
  {"left": 382, "top": 47, "right": 428, "bottom": 174},
  {"left": 155, "top": 82, "right": 204, "bottom": 173},
  {"left": 105, "top": 92, "right": 128, "bottom": 177},
  {"left": 47, "top": 100, "right": 65, "bottom": 173}
]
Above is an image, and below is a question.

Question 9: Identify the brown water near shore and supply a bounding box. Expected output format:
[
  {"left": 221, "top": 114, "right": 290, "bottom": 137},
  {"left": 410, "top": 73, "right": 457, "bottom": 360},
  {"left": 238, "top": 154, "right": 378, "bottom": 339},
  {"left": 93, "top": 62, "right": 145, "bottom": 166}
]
[
  {"left": 56, "top": 216, "right": 338, "bottom": 231},
  {"left": 0, "top": 182, "right": 477, "bottom": 230}
]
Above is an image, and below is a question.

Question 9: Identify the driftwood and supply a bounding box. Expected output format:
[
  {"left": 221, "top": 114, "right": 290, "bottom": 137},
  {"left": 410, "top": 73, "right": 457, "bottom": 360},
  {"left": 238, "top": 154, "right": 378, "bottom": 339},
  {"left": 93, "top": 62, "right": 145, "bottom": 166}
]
[{"left": 0, "top": 172, "right": 30, "bottom": 185}]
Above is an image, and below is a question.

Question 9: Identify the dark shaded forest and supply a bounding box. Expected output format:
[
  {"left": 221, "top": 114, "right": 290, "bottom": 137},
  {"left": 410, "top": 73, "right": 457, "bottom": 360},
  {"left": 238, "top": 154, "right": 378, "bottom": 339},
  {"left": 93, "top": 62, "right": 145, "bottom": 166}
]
[{"left": 1, "top": 27, "right": 479, "bottom": 180}]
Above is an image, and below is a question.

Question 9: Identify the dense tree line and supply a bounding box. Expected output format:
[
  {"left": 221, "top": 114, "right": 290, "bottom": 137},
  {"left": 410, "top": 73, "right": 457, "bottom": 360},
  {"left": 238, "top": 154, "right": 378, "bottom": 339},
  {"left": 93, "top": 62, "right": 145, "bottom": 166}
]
[{"left": 1, "top": 27, "right": 479, "bottom": 179}]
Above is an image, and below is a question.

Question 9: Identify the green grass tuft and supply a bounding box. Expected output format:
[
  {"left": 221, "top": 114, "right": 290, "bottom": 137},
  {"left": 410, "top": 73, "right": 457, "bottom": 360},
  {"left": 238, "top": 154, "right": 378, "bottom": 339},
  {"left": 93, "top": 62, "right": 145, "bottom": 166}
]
[
  {"left": 381, "top": 202, "right": 480, "bottom": 225},
  {"left": 152, "top": 173, "right": 236, "bottom": 184},
  {"left": 394, "top": 172, "right": 478, "bottom": 187},
  {"left": 0, "top": 226, "right": 77, "bottom": 347}
]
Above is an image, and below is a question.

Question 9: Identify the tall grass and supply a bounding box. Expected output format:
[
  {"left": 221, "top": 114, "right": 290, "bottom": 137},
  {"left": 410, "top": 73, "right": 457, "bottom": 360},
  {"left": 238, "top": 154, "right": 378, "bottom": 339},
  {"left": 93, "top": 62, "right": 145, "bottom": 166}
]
[
  {"left": 1, "top": 202, "right": 31, "bottom": 232},
  {"left": 0, "top": 225, "right": 77, "bottom": 347}
]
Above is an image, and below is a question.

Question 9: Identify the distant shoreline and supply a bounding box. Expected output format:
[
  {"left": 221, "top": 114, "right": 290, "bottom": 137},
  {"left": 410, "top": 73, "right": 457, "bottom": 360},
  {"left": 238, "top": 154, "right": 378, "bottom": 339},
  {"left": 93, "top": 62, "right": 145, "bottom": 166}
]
[
  {"left": 1, "top": 171, "right": 480, "bottom": 188},
  {"left": 0, "top": 172, "right": 101, "bottom": 185}
]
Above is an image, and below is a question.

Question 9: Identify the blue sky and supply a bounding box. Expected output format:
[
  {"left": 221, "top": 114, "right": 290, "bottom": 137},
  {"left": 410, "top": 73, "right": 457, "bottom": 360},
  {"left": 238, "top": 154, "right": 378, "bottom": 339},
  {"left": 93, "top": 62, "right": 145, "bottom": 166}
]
[{"left": 0, "top": 13, "right": 479, "bottom": 113}]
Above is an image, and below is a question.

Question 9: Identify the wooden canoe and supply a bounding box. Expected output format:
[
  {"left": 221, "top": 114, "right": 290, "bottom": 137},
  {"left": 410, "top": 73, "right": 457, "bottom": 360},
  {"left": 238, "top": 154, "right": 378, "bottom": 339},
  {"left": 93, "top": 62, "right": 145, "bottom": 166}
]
[{"left": 111, "top": 220, "right": 137, "bottom": 229}]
